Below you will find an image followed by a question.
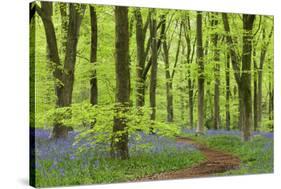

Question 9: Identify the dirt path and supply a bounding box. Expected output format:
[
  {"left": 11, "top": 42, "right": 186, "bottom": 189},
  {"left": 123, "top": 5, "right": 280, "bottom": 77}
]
[{"left": 136, "top": 137, "right": 240, "bottom": 181}]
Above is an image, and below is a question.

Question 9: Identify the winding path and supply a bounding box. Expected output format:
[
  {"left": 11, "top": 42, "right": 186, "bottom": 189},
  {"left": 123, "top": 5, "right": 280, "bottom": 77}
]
[{"left": 136, "top": 137, "right": 240, "bottom": 181}]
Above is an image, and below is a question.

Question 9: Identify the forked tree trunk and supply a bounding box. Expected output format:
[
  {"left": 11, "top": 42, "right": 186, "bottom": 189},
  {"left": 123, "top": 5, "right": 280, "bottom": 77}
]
[
  {"left": 36, "top": 2, "right": 85, "bottom": 138},
  {"left": 222, "top": 13, "right": 255, "bottom": 141}
]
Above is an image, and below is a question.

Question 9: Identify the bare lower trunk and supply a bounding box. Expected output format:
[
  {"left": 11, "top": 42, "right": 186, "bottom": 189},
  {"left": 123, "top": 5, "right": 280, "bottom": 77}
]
[
  {"left": 211, "top": 13, "right": 220, "bottom": 130},
  {"left": 90, "top": 6, "right": 98, "bottom": 105},
  {"left": 135, "top": 8, "right": 146, "bottom": 108},
  {"left": 149, "top": 11, "right": 158, "bottom": 123},
  {"left": 196, "top": 11, "right": 204, "bottom": 134},
  {"left": 111, "top": 6, "right": 130, "bottom": 160},
  {"left": 240, "top": 14, "right": 255, "bottom": 141},
  {"left": 253, "top": 49, "right": 259, "bottom": 131},
  {"left": 188, "top": 82, "right": 194, "bottom": 129}
]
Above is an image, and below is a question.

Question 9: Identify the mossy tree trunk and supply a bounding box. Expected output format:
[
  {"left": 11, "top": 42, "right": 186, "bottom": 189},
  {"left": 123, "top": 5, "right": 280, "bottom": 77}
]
[{"left": 111, "top": 6, "right": 130, "bottom": 160}]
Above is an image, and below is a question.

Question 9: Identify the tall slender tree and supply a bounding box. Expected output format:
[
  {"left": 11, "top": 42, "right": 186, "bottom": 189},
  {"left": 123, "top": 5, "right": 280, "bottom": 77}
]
[
  {"left": 211, "top": 13, "right": 220, "bottom": 130},
  {"left": 196, "top": 11, "right": 205, "bottom": 134},
  {"left": 134, "top": 8, "right": 150, "bottom": 108},
  {"left": 149, "top": 10, "right": 158, "bottom": 126},
  {"left": 111, "top": 6, "right": 130, "bottom": 160},
  {"left": 163, "top": 20, "right": 183, "bottom": 122},
  {"left": 90, "top": 5, "right": 98, "bottom": 105},
  {"left": 183, "top": 14, "right": 196, "bottom": 129},
  {"left": 255, "top": 25, "right": 273, "bottom": 131},
  {"left": 225, "top": 52, "right": 231, "bottom": 130}
]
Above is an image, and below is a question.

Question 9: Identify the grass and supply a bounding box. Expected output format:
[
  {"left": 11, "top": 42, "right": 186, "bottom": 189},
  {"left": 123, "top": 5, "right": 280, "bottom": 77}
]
[
  {"left": 34, "top": 129, "right": 205, "bottom": 187},
  {"left": 34, "top": 129, "right": 273, "bottom": 187},
  {"left": 181, "top": 133, "right": 273, "bottom": 176},
  {"left": 35, "top": 149, "right": 204, "bottom": 187}
]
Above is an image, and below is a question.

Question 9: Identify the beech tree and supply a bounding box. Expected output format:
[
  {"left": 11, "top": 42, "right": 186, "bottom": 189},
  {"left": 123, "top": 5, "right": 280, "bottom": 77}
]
[
  {"left": 90, "top": 5, "right": 98, "bottom": 105},
  {"left": 196, "top": 11, "right": 205, "bottom": 134},
  {"left": 35, "top": 2, "right": 86, "bottom": 138},
  {"left": 111, "top": 6, "right": 130, "bottom": 159}
]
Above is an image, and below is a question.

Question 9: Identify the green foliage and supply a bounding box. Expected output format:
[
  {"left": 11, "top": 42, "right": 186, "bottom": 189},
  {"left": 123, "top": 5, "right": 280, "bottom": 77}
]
[{"left": 43, "top": 102, "right": 181, "bottom": 150}]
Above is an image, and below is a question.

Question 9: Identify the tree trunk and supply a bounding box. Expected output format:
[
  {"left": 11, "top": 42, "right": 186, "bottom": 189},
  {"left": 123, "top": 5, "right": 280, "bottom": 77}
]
[
  {"left": 253, "top": 49, "right": 258, "bottom": 131},
  {"left": 211, "top": 13, "right": 220, "bottom": 130},
  {"left": 256, "top": 26, "right": 273, "bottom": 130},
  {"left": 163, "top": 34, "right": 173, "bottom": 122},
  {"left": 184, "top": 15, "right": 195, "bottom": 129},
  {"left": 225, "top": 53, "right": 230, "bottom": 130},
  {"left": 135, "top": 8, "right": 146, "bottom": 108},
  {"left": 59, "top": 3, "right": 68, "bottom": 58},
  {"left": 111, "top": 6, "right": 130, "bottom": 160},
  {"left": 268, "top": 76, "right": 273, "bottom": 130},
  {"left": 36, "top": 2, "right": 85, "bottom": 138},
  {"left": 58, "top": 4, "right": 85, "bottom": 107},
  {"left": 37, "top": 2, "right": 63, "bottom": 107},
  {"left": 149, "top": 10, "right": 158, "bottom": 125},
  {"left": 196, "top": 11, "right": 205, "bottom": 134},
  {"left": 90, "top": 6, "right": 98, "bottom": 105},
  {"left": 222, "top": 13, "right": 255, "bottom": 141},
  {"left": 240, "top": 14, "right": 255, "bottom": 141}
]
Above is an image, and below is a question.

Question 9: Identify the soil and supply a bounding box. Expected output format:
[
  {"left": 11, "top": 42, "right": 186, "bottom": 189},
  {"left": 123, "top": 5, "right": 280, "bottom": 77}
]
[{"left": 136, "top": 136, "right": 240, "bottom": 181}]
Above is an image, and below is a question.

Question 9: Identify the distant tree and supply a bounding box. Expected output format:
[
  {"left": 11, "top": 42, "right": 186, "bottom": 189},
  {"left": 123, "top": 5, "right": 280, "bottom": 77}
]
[
  {"left": 211, "top": 13, "right": 220, "bottom": 130},
  {"left": 162, "top": 19, "right": 183, "bottom": 122},
  {"left": 254, "top": 24, "right": 273, "bottom": 131},
  {"left": 183, "top": 14, "right": 196, "bottom": 129},
  {"left": 225, "top": 52, "right": 231, "bottom": 130}
]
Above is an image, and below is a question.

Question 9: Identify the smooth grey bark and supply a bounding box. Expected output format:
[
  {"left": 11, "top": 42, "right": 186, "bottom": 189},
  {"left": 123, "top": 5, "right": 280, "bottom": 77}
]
[
  {"left": 90, "top": 6, "right": 98, "bottom": 105},
  {"left": 196, "top": 11, "right": 205, "bottom": 134},
  {"left": 111, "top": 6, "right": 130, "bottom": 160}
]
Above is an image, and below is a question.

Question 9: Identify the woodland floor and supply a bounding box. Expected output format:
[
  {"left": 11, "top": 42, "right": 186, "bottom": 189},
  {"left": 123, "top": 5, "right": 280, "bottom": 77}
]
[{"left": 136, "top": 137, "right": 241, "bottom": 181}]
